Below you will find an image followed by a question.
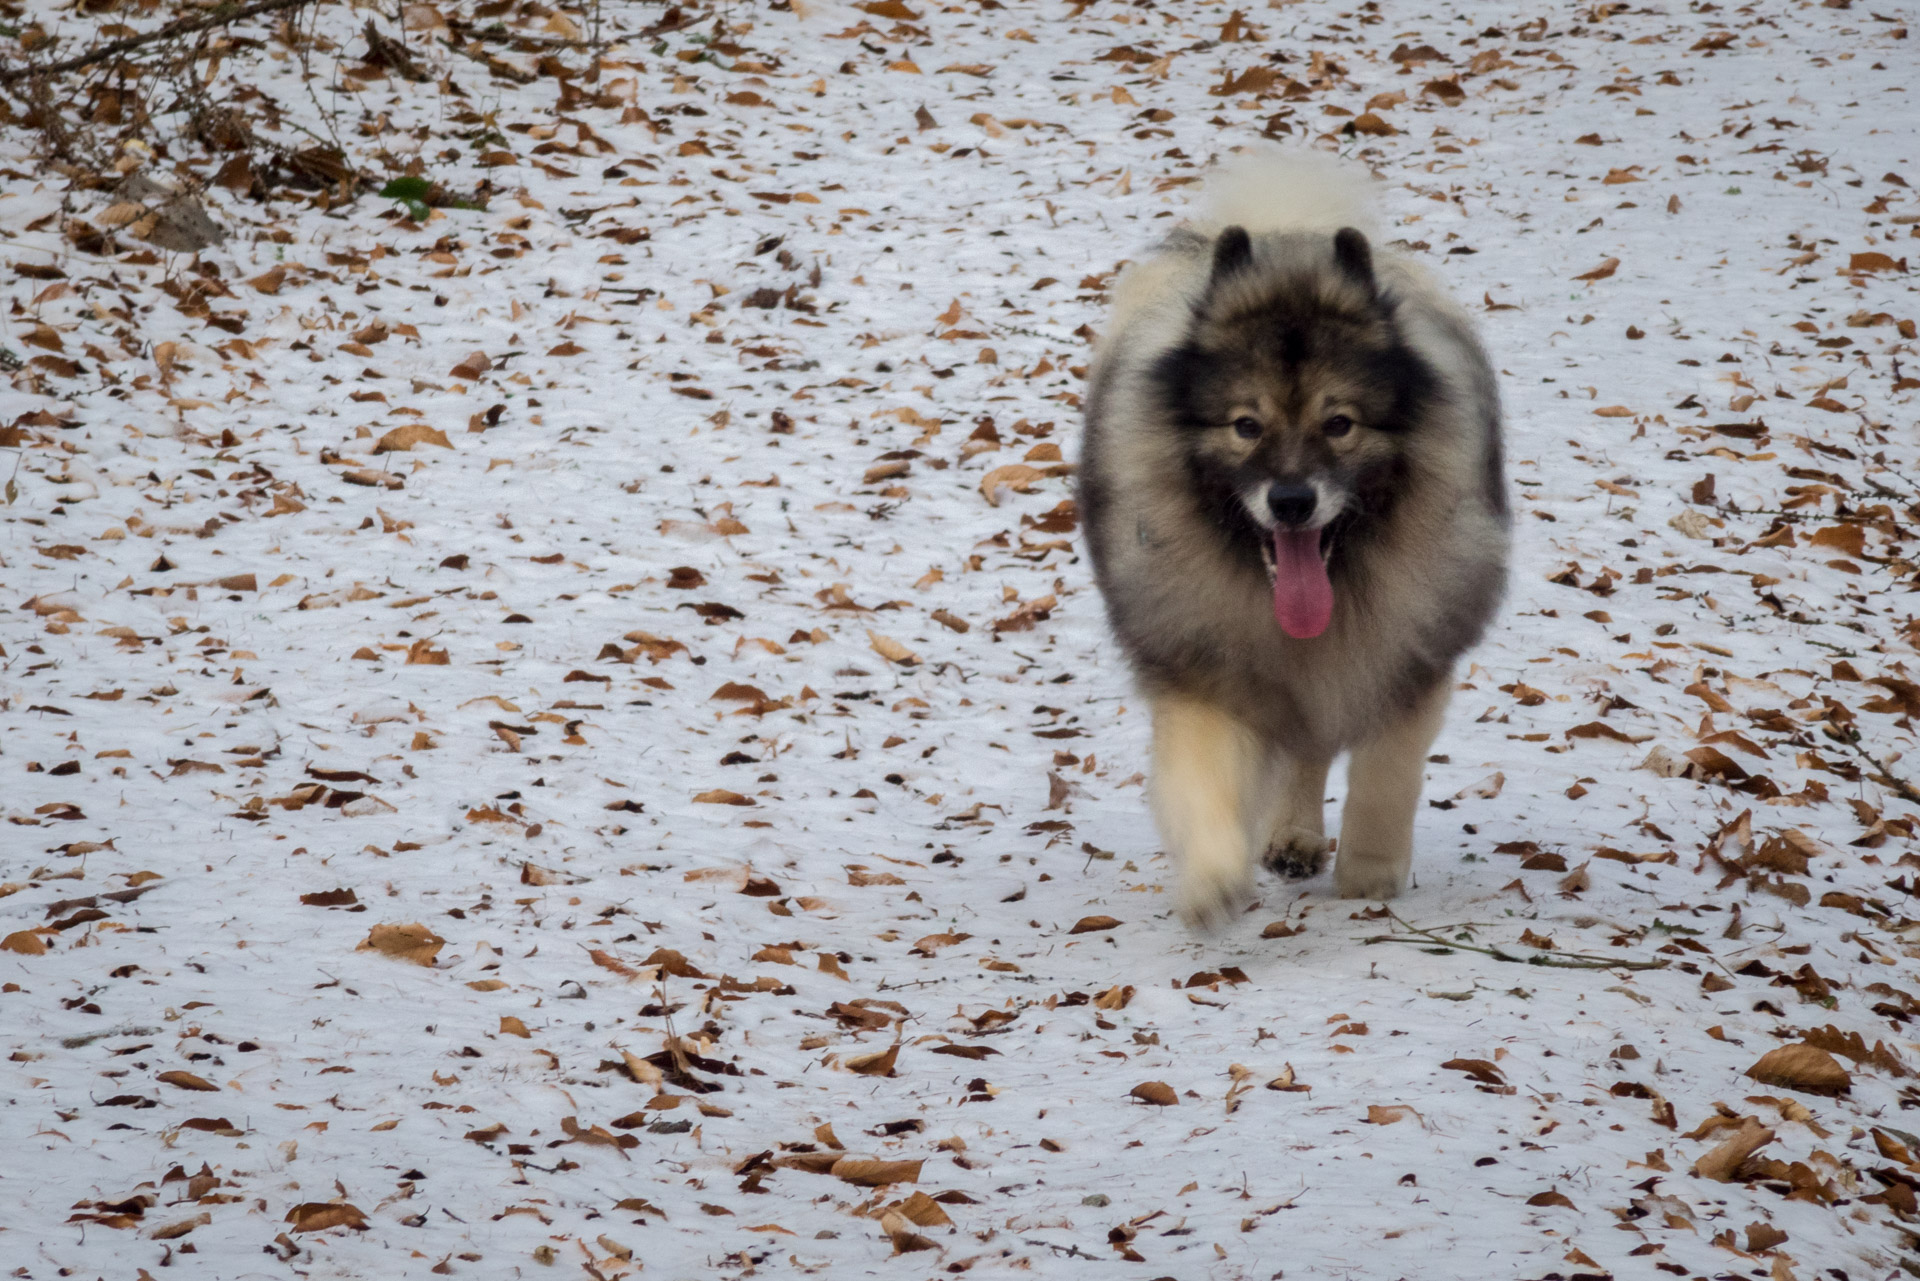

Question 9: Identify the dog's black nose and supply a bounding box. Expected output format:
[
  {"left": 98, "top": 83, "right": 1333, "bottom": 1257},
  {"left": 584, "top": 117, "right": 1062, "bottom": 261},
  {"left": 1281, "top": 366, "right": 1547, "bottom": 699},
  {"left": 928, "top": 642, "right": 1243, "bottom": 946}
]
[{"left": 1267, "top": 483, "right": 1317, "bottom": 527}]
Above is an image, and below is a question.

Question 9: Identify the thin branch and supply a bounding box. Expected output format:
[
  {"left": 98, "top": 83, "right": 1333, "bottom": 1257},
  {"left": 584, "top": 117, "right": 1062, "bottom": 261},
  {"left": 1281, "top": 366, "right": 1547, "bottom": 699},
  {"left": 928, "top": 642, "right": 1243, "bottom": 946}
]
[
  {"left": 1359, "top": 910, "right": 1670, "bottom": 972},
  {"left": 1836, "top": 728, "right": 1920, "bottom": 806},
  {"left": 0, "top": 0, "right": 317, "bottom": 85}
]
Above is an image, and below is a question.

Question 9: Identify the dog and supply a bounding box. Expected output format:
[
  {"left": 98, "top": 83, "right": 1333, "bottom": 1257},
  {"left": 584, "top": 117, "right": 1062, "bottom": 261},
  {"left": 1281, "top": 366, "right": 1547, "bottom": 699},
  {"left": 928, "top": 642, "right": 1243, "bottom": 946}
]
[{"left": 1078, "top": 150, "right": 1509, "bottom": 926}]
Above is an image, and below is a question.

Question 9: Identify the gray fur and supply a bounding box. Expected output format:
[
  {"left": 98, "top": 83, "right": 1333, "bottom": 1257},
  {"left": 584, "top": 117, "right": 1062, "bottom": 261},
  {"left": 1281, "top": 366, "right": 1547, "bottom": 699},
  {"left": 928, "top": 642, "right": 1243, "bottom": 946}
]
[{"left": 1080, "top": 205, "right": 1508, "bottom": 917}]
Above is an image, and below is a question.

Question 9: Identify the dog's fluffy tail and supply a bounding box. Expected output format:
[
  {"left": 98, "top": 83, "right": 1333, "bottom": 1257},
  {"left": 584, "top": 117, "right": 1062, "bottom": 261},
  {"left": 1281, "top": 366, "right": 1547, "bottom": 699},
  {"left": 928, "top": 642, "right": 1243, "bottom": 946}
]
[{"left": 1198, "top": 148, "right": 1376, "bottom": 238}]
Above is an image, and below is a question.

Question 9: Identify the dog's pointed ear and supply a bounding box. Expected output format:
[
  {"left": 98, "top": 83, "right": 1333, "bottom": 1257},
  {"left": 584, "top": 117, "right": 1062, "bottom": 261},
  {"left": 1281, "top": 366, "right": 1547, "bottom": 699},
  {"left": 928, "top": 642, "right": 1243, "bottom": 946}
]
[
  {"left": 1210, "top": 225, "right": 1253, "bottom": 284},
  {"left": 1332, "top": 227, "right": 1375, "bottom": 293}
]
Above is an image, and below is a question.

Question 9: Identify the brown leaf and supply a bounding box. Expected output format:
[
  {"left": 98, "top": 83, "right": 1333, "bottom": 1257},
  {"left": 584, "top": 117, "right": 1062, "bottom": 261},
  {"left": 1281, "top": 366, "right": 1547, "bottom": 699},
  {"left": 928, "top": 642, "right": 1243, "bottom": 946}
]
[
  {"left": 1, "top": 930, "right": 48, "bottom": 955},
  {"left": 1525, "top": 1189, "right": 1576, "bottom": 1209},
  {"left": 909, "top": 932, "right": 971, "bottom": 955},
  {"left": 693, "top": 788, "right": 754, "bottom": 806},
  {"left": 1572, "top": 257, "right": 1620, "bottom": 282},
  {"left": 844, "top": 1041, "right": 900, "bottom": 1076},
  {"left": 830, "top": 1157, "right": 922, "bottom": 1186},
  {"left": 1129, "top": 1081, "right": 1178, "bottom": 1106},
  {"left": 341, "top": 467, "right": 404, "bottom": 490},
  {"left": 1565, "top": 721, "right": 1646, "bottom": 744},
  {"left": 1848, "top": 251, "right": 1904, "bottom": 274},
  {"left": 156, "top": 1070, "right": 218, "bottom": 1092},
  {"left": 1266, "top": 1063, "right": 1310, "bottom": 1092},
  {"left": 1364, "top": 1104, "right": 1420, "bottom": 1125},
  {"left": 1691, "top": 1117, "right": 1775, "bottom": 1180},
  {"left": 405, "top": 639, "right": 449, "bottom": 665},
  {"left": 499, "top": 1016, "right": 531, "bottom": 1038},
  {"left": 980, "top": 463, "right": 1042, "bottom": 506},
  {"left": 1745, "top": 1044, "right": 1851, "bottom": 1096},
  {"left": 867, "top": 630, "right": 919, "bottom": 666},
  {"left": 1808, "top": 523, "right": 1867, "bottom": 557},
  {"left": 890, "top": 1190, "right": 953, "bottom": 1228},
  {"left": 285, "top": 1202, "right": 369, "bottom": 1233},
  {"left": 1068, "top": 915, "right": 1121, "bottom": 935},
  {"left": 300, "top": 888, "right": 358, "bottom": 908},
  {"left": 357, "top": 922, "right": 446, "bottom": 966},
  {"left": 1441, "top": 1057, "right": 1506, "bottom": 1085},
  {"left": 373, "top": 423, "right": 453, "bottom": 454}
]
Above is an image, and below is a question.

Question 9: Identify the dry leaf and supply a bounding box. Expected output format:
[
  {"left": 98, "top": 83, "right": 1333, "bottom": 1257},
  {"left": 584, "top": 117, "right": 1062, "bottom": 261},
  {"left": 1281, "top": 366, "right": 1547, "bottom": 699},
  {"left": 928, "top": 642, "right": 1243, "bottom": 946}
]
[
  {"left": 285, "top": 1202, "right": 369, "bottom": 1232},
  {"left": 980, "top": 464, "right": 1042, "bottom": 506},
  {"left": 1692, "top": 1117, "right": 1775, "bottom": 1180},
  {"left": 867, "top": 630, "right": 919, "bottom": 666},
  {"left": 373, "top": 423, "right": 453, "bottom": 454},
  {"left": 1068, "top": 915, "right": 1120, "bottom": 934},
  {"left": 357, "top": 922, "right": 446, "bottom": 966},
  {"left": 1, "top": 930, "right": 48, "bottom": 955},
  {"left": 156, "top": 1070, "right": 219, "bottom": 1091},
  {"left": 844, "top": 1041, "right": 900, "bottom": 1076},
  {"left": 831, "top": 1157, "right": 922, "bottom": 1186},
  {"left": 1745, "top": 1044, "right": 1851, "bottom": 1096},
  {"left": 1129, "top": 1081, "right": 1177, "bottom": 1106}
]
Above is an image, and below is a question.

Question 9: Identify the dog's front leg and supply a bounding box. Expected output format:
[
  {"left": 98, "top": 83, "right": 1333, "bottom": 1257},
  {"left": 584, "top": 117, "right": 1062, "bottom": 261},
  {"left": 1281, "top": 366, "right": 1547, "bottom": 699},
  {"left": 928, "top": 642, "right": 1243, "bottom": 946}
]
[
  {"left": 1261, "top": 749, "right": 1332, "bottom": 879},
  {"left": 1335, "top": 680, "right": 1450, "bottom": 900},
  {"left": 1150, "top": 694, "right": 1261, "bottom": 928}
]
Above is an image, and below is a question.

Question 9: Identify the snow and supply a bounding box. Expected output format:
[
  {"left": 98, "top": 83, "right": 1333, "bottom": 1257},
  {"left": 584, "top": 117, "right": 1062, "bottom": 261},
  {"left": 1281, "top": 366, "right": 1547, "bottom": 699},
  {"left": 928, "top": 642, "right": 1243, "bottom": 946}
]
[{"left": 1, "top": 0, "right": 1917, "bottom": 1277}]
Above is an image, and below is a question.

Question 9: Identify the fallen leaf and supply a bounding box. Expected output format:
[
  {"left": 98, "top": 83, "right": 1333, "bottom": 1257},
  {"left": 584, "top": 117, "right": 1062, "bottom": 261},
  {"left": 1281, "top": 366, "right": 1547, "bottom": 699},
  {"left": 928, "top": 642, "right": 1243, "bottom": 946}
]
[
  {"left": 357, "top": 922, "right": 446, "bottom": 966},
  {"left": 1, "top": 930, "right": 48, "bottom": 955},
  {"left": 831, "top": 1157, "right": 922, "bottom": 1186},
  {"left": 867, "top": 630, "right": 919, "bottom": 666},
  {"left": 1692, "top": 1117, "right": 1775, "bottom": 1180},
  {"left": 285, "top": 1202, "right": 369, "bottom": 1233},
  {"left": 1745, "top": 1044, "right": 1851, "bottom": 1096},
  {"left": 373, "top": 423, "right": 453, "bottom": 454},
  {"left": 980, "top": 463, "right": 1042, "bottom": 506},
  {"left": 1129, "top": 1081, "right": 1177, "bottom": 1106},
  {"left": 844, "top": 1041, "right": 900, "bottom": 1076}
]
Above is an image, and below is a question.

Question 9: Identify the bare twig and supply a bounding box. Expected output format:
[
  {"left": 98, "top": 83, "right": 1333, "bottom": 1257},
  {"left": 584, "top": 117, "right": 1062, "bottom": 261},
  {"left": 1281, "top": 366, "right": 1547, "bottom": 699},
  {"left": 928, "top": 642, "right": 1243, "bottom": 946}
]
[
  {"left": 1836, "top": 728, "right": 1920, "bottom": 806},
  {"left": 1360, "top": 909, "right": 1670, "bottom": 972},
  {"left": 0, "top": 0, "right": 317, "bottom": 85}
]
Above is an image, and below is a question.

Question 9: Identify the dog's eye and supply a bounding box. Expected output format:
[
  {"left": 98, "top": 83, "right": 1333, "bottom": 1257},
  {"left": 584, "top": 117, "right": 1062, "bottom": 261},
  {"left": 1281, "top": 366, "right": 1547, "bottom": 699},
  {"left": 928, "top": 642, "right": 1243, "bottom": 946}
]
[
  {"left": 1231, "top": 416, "right": 1262, "bottom": 439},
  {"left": 1322, "top": 414, "right": 1354, "bottom": 438}
]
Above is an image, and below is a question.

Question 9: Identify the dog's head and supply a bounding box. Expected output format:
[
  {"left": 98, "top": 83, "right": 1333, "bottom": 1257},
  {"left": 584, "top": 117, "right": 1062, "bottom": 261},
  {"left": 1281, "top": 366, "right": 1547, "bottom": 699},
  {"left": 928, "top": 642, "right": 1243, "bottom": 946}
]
[
  {"left": 1154, "top": 225, "right": 1439, "bottom": 540},
  {"left": 1147, "top": 225, "right": 1441, "bottom": 635}
]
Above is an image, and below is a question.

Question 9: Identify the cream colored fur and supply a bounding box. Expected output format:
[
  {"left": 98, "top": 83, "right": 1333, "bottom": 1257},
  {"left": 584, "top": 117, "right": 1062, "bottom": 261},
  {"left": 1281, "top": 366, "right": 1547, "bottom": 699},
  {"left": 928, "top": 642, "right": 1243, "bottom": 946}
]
[
  {"left": 1150, "top": 693, "right": 1264, "bottom": 925},
  {"left": 1154, "top": 684, "right": 1448, "bottom": 924}
]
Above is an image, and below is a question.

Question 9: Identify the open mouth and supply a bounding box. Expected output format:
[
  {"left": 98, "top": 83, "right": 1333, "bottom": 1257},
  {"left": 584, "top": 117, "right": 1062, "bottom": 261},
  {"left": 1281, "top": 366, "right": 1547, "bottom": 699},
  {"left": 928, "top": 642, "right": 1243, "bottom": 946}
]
[
  {"left": 1260, "top": 525, "right": 1335, "bottom": 640},
  {"left": 1258, "top": 525, "right": 1334, "bottom": 579}
]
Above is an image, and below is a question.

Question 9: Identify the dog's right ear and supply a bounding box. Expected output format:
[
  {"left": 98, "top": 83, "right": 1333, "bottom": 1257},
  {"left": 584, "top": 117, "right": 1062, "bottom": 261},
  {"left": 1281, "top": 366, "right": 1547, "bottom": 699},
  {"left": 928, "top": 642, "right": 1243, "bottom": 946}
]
[
  {"left": 1332, "top": 227, "right": 1375, "bottom": 293},
  {"left": 1210, "top": 225, "right": 1253, "bottom": 284}
]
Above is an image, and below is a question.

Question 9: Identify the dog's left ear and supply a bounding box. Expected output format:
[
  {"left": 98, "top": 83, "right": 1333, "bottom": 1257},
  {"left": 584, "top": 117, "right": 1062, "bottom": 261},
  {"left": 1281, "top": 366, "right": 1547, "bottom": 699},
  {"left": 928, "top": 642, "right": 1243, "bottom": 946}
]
[
  {"left": 1210, "top": 225, "right": 1253, "bottom": 284},
  {"left": 1332, "top": 227, "right": 1375, "bottom": 293}
]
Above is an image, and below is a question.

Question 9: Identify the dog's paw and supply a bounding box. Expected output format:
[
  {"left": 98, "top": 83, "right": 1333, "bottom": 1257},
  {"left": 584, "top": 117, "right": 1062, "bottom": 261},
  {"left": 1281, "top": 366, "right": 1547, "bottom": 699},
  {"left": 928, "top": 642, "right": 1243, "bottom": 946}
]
[
  {"left": 1175, "top": 859, "right": 1252, "bottom": 931},
  {"left": 1262, "top": 827, "right": 1330, "bottom": 880},
  {"left": 1333, "top": 853, "right": 1409, "bottom": 901}
]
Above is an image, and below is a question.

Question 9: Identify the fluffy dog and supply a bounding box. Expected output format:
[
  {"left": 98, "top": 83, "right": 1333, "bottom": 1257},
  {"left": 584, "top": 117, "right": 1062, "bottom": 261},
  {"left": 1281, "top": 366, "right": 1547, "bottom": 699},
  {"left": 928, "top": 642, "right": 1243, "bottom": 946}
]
[{"left": 1078, "top": 151, "right": 1509, "bottom": 926}]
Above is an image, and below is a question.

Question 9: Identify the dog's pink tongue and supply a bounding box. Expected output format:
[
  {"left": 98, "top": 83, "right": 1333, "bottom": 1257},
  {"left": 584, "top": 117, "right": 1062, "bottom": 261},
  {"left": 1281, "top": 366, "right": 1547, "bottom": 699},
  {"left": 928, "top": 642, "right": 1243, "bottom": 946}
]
[{"left": 1271, "top": 529, "right": 1333, "bottom": 639}]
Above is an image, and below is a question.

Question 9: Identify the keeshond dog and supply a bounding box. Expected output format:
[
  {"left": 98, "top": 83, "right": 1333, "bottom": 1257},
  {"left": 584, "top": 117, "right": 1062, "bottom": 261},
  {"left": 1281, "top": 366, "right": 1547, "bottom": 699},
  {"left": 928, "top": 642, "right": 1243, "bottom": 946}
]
[{"left": 1079, "top": 151, "right": 1509, "bottom": 927}]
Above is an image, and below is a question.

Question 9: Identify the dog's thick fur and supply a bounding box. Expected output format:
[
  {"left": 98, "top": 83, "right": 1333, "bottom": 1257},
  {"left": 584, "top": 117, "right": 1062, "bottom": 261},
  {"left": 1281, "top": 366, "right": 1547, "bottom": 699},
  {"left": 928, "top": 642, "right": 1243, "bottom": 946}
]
[{"left": 1079, "top": 151, "right": 1509, "bottom": 925}]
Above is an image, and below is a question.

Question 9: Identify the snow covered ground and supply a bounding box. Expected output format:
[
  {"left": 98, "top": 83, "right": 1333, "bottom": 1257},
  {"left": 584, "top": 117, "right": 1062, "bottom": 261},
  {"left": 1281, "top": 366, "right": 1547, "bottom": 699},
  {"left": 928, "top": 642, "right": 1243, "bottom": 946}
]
[{"left": 2, "top": 0, "right": 1918, "bottom": 1277}]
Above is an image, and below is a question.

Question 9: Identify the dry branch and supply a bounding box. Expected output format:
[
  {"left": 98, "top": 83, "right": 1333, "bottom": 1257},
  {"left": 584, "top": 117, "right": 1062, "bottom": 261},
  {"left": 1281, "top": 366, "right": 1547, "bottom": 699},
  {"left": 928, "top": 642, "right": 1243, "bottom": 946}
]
[{"left": 0, "top": 0, "right": 318, "bottom": 85}]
